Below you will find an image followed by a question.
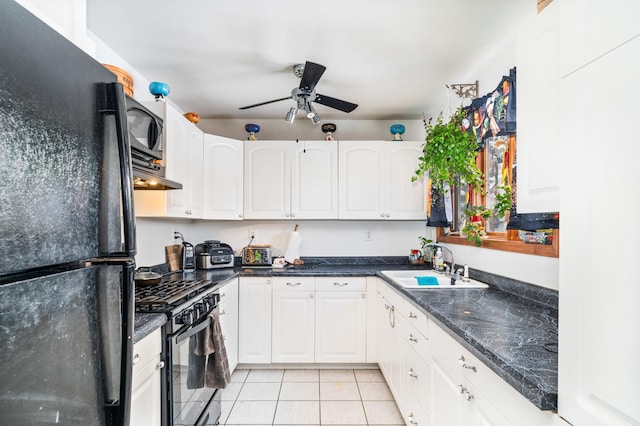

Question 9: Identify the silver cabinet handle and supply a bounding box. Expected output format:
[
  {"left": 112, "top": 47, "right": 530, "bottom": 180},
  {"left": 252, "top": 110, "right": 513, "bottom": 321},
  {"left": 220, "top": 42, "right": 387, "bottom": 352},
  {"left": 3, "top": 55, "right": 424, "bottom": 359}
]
[
  {"left": 238, "top": 214, "right": 243, "bottom": 218},
  {"left": 333, "top": 282, "right": 348, "bottom": 286},
  {"left": 465, "top": 390, "right": 474, "bottom": 401},
  {"left": 458, "top": 385, "right": 467, "bottom": 394},
  {"left": 291, "top": 213, "right": 296, "bottom": 218},
  {"left": 132, "top": 354, "right": 141, "bottom": 365},
  {"left": 386, "top": 213, "right": 391, "bottom": 218},
  {"left": 156, "top": 361, "right": 165, "bottom": 370},
  {"left": 408, "top": 312, "right": 418, "bottom": 319},
  {"left": 458, "top": 356, "right": 477, "bottom": 372},
  {"left": 361, "top": 293, "right": 366, "bottom": 299},
  {"left": 407, "top": 413, "right": 418, "bottom": 425},
  {"left": 380, "top": 213, "right": 385, "bottom": 218},
  {"left": 389, "top": 305, "right": 396, "bottom": 328},
  {"left": 286, "top": 282, "right": 301, "bottom": 286},
  {"left": 220, "top": 310, "right": 227, "bottom": 315},
  {"left": 310, "top": 293, "right": 315, "bottom": 298},
  {"left": 221, "top": 292, "right": 226, "bottom": 297},
  {"left": 267, "top": 279, "right": 271, "bottom": 285},
  {"left": 408, "top": 368, "right": 418, "bottom": 379},
  {"left": 408, "top": 334, "right": 418, "bottom": 343},
  {"left": 384, "top": 304, "right": 390, "bottom": 310}
]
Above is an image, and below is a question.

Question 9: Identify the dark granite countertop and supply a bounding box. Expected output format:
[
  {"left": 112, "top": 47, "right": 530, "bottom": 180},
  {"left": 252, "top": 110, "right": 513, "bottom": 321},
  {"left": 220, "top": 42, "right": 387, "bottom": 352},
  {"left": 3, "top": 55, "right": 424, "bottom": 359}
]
[
  {"left": 133, "top": 313, "right": 167, "bottom": 344},
  {"left": 133, "top": 256, "right": 558, "bottom": 410}
]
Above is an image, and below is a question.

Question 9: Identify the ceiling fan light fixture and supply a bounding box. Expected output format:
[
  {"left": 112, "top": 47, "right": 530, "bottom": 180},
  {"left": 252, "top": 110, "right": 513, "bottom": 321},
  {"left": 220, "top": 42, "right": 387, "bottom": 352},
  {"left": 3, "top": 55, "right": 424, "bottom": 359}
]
[
  {"left": 285, "top": 107, "right": 298, "bottom": 123},
  {"left": 310, "top": 112, "right": 320, "bottom": 125}
]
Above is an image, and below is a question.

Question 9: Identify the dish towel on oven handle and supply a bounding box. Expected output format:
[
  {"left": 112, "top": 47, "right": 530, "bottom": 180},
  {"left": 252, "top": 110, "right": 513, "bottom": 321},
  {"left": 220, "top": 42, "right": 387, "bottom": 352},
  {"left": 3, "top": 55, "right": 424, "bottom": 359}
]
[{"left": 187, "top": 306, "right": 231, "bottom": 389}]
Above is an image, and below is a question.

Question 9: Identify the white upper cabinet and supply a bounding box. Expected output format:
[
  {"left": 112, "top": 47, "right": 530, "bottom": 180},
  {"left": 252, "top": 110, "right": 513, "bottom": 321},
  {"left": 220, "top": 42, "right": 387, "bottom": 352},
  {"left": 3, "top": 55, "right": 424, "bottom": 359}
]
[
  {"left": 244, "top": 140, "right": 338, "bottom": 219},
  {"left": 134, "top": 101, "right": 203, "bottom": 218},
  {"left": 558, "top": 0, "right": 640, "bottom": 77},
  {"left": 202, "top": 134, "right": 244, "bottom": 220},
  {"left": 558, "top": 35, "right": 640, "bottom": 426},
  {"left": 339, "top": 141, "right": 425, "bottom": 220},
  {"left": 515, "top": 2, "right": 560, "bottom": 213}
]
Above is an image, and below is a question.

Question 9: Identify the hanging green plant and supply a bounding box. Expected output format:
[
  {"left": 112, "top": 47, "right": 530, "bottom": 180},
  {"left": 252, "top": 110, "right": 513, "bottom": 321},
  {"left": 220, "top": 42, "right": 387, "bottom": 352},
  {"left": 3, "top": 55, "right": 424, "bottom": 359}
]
[{"left": 412, "top": 107, "right": 484, "bottom": 192}]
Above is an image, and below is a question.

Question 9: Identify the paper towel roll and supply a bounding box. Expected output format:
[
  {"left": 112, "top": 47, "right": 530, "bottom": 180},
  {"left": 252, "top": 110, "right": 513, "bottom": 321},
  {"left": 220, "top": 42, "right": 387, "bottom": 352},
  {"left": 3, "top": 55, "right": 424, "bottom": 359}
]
[{"left": 284, "top": 229, "right": 302, "bottom": 264}]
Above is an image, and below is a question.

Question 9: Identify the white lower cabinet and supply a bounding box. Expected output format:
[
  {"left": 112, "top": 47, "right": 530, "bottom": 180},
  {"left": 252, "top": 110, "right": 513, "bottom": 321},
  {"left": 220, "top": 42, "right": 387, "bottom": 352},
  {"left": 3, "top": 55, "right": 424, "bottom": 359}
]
[
  {"left": 377, "top": 281, "right": 558, "bottom": 426},
  {"left": 376, "top": 280, "right": 405, "bottom": 402},
  {"left": 131, "top": 328, "right": 163, "bottom": 426},
  {"left": 315, "top": 277, "right": 367, "bottom": 363},
  {"left": 238, "top": 277, "right": 272, "bottom": 364},
  {"left": 269, "top": 276, "right": 367, "bottom": 363},
  {"left": 272, "top": 277, "right": 316, "bottom": 363},
  {"left": 218, "top": 278, "right": 239, "bottom": 373}
]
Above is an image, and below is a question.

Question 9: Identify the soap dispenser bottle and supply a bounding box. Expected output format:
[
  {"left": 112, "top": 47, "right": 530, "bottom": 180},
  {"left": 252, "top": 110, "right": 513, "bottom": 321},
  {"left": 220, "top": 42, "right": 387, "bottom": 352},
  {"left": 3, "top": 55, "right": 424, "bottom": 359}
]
[{"left": 434, "top": 248, "right": 443, "bottom": 271}]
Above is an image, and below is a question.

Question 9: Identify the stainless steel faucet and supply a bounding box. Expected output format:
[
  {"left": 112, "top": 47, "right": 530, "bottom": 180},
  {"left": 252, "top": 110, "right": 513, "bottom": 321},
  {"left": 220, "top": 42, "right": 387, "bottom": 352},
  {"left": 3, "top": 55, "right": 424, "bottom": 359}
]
[{"left": 424, "top": 243, "right": 455, "bottom": 276}]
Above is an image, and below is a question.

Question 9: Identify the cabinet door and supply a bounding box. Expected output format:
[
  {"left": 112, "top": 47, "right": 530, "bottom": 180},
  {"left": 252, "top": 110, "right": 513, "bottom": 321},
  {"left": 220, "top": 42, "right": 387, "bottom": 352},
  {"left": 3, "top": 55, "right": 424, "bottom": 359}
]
[
  {"left": 467, "top": 384, "right": 510, "bottom": 426},
  {"left": 315, "top": 277, "right": 367, "bottom": 363},
  {"left": 202, "top": 134, "right": 244, "bottom": 220},
  {"left": 430, "top": 357, "right": 467, "bottom": 426},
  {"left": 272, "top": 278, "right": 315, "bottom": 363},
  {"left": 163, "top": 103, "right": 191, "bottom": 216},
  {"left": 244, "top": 141, "right": 291, "bottom": 219},
  {"left": 184, "top": 122, "right": 203, "bottom": 217},
  {"left": 515, "top": 2, "right": 560, "bottom": 213},
  {"left": 559, "top": 36, "right": 640, "bottom": 426},
  {"left": 238, "top": 277, "right": 272, "bottom": 363},
  {"left": 386, "top": 142, "right": 426, "bottom": 219},
  {"left": 338, "top": 141, "right": 386, "bottom": 219},
  {"left": 218, "top": 278, "right": 239, "bottom": 373},
  {"left": 291, "top": 141, "right": 338, "bottom": 219},
  {"left": 131, "top": 329, "right": 162, "bottom": 426}
]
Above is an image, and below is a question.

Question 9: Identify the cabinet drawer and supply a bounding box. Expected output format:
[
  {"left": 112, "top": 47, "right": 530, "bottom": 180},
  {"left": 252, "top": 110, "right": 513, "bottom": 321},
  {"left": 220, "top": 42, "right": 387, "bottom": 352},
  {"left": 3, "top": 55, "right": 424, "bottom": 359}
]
[
  {"left": 133, "top": 328, "right": 162, "bottom": 373},
  {"left": 401, "top": 300, "right": 428, "bottom": 339},
  {"left": 429, "top": 320, "right": 479, "bottom": 382},
  {"left": 402, "top": 320, "right": 429, "bottom": 363},
  {"left": 316, "top": 276, "right": 366, "bottom": 291},
  {"left": 273, "top": 277, "right": 315, "bottom": 291}
]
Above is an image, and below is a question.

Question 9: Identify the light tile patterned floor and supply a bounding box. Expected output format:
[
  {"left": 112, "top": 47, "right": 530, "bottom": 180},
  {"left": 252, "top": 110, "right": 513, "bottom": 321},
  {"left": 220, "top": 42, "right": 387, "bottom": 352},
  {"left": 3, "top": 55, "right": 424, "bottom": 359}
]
[{"left": 220, "top": 368, "right": 404, "bottom": 425}]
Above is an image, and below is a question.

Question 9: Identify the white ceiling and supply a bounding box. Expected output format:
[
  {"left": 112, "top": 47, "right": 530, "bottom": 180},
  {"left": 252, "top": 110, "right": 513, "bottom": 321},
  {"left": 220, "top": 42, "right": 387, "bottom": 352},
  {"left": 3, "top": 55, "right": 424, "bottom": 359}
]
[{"left": 87, "top": 0, "right": 534, "bottom": 121}]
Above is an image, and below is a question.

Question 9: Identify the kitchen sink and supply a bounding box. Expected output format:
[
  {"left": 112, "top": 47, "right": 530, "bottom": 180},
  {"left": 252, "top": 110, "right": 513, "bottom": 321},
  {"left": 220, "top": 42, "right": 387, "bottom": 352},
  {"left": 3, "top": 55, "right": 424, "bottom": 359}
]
[{"left": 379, "top": 270, "right": 488, "bottom": 289}]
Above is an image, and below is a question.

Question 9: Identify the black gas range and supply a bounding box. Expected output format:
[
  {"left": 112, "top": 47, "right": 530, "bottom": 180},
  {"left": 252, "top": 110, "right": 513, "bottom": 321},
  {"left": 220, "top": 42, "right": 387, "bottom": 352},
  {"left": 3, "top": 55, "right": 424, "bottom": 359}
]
[{"left": 135, "top": 276, "right": 222, "bottom": 426}]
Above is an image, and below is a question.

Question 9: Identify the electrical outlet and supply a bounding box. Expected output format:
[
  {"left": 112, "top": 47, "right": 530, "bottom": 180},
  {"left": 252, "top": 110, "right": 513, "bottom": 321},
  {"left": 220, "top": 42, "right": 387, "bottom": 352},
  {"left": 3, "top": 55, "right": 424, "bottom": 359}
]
[
  {"left": 365, "top": 230, "right": 373, "bottom": 241},
  {"left": 248, "top": 229, "right": 257, "bottom": 241}
]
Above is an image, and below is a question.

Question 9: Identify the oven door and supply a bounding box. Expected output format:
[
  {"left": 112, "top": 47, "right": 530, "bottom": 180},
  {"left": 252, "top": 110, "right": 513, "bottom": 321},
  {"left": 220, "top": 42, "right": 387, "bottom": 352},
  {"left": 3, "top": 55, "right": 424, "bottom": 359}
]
[{"left": 169, "top": 315, "right": 221, "bottom": 426}]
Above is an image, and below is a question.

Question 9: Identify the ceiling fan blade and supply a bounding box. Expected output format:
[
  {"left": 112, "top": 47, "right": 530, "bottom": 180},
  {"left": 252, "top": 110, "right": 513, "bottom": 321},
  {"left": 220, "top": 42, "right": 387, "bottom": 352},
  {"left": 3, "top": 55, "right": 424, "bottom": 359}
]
[
  {"left": 314, "top": 94, "right": 358, "bottom": 113},
  {"left": 299, "top": 61, "right": 326, "bottom": 92},
  {"left": 239, "top": 96, "right": 291, "bottom": 110}
]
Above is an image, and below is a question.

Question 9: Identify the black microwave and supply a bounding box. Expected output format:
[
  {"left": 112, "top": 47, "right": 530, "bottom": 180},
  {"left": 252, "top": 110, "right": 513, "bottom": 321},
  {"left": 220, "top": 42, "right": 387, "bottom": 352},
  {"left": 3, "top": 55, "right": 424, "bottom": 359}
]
[
  {"left": 125, "top": 95, "right": 164, "bottom": 171},
  {"left": 125, "top": 96, "right": 182, "bottom": 189}
]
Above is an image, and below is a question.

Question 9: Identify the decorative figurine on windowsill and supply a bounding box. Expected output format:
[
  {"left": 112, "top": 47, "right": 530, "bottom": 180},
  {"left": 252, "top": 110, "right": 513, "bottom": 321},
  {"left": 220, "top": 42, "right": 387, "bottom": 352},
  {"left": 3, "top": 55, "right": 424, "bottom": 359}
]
[
  {"left": 149, "top": 81, "right": 169, "bottom": 100},
  {"left": 390, "top": 123, "right": 405, "bottom": 141},
  {"left": 321, "top": 123, "right": 337, "bottom": 141},
  {"left": 245, "top": 123, "right": 260, "bottom": 140}
]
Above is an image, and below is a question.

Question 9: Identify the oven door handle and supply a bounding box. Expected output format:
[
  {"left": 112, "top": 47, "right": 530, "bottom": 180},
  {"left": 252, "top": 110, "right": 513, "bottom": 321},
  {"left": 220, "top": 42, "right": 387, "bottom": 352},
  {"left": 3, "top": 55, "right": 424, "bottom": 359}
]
[{"left": 175, "top": 316, "right": 212, "bottom": 345}]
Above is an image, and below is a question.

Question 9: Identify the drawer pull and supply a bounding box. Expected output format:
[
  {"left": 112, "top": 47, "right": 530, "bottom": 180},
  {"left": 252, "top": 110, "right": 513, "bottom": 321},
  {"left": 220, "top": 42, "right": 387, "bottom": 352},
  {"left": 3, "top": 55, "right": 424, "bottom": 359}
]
[
  {"left": 156, "top": 361, "right": 165, "bottom": 370},
  {"left": 409, "top": 312, "right": 418, "bottom": 319},
  {"left": 408, "top": 368, "right": 418, "bottom": 379},
  {"left": 407, "top": 413, "right": 418, "bottom": 424},
  {"left": 408, "top": 334, "right": 418, "bottom": 343},
  {"left": 286, "top": 282, "right": 301, "bottom": 286},
  {"left": 458, "top": 356, "right": 477, "bottom": 372},
  {"left": 132, "top": 354, "right": 141, "bottom": 365},
  {"left": 220, "top": 310, "right": 227, "bottom": 315},
  {"left": 333, "top": 282, "right": 348, "bottom": 286},
  {"left": 458, "top": 385, "right": 467, "bottom": 394}
]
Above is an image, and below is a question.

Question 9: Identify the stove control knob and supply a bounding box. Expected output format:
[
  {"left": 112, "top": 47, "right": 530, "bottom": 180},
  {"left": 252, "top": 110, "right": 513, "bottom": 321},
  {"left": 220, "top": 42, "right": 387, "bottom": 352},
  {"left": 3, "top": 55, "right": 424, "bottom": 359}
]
[
  {"left": 193, "top": 303, "right": 204, "bottom": 320},
  {"left": 176, "top": 308, "right": 193, "bottom": 325},
  {"left": 202, "top": 295, "right": 213, "bottom": 311}
]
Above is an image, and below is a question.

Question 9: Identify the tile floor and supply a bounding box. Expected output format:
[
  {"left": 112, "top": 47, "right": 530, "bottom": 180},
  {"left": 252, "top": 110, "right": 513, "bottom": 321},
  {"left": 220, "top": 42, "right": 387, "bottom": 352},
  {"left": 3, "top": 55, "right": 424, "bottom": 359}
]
[{"left": 220, "top": 368, "right": 404, "bottom": 425}]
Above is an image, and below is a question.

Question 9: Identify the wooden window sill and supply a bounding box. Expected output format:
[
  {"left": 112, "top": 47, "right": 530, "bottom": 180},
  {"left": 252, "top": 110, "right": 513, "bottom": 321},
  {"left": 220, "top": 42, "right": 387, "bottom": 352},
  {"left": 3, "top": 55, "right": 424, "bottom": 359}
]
[{"left": 436, "top": 228, "right": 559, "bottom": 258}]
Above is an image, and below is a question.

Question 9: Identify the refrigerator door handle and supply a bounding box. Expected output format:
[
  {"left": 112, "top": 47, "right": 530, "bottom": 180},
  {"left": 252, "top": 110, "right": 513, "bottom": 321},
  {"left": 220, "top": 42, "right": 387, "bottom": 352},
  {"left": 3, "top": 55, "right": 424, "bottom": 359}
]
[
  {"left": 105, "top": 82, "right": 136, "bottom": 257},
  {"left": 118, "top": 259, "right": 135, "bottom": 426}
]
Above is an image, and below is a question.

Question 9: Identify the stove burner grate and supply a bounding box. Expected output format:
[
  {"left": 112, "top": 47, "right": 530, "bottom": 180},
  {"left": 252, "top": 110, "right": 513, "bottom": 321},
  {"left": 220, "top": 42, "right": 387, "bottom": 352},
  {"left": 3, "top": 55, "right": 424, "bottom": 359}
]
[{"left": 135, "top": 279, "right": 212, "bottom": 307}]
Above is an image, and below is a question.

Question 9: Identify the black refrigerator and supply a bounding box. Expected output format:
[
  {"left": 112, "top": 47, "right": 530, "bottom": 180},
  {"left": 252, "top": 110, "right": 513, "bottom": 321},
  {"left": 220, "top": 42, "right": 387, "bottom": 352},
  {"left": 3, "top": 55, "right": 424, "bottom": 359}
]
[{"left": 0, "top": 2, "right": 136, "bottom": 425}]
